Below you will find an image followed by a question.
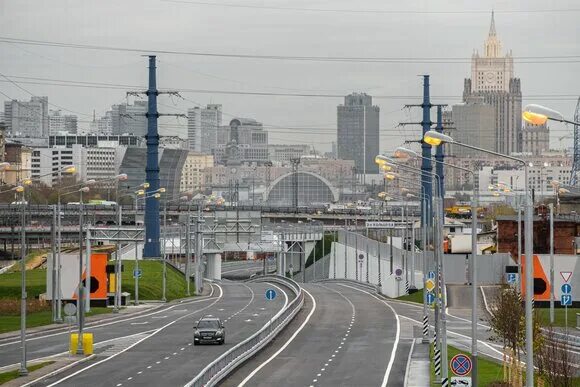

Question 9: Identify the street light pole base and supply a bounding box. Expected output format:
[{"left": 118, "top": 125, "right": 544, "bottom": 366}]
[
  {"left": 54, "top": 318, "right": 64, "bottom": 324},
  {"left": 112, "top": 309, "right": 120, "bottom": 314}
]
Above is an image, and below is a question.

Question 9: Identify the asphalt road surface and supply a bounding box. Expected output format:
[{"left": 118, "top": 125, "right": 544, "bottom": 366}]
[
  {"left": 3, "top": 281, "right": 292, "bottom": 387},
  {"left": 225, "top": 282, "right": 407, "bottom": 387}
]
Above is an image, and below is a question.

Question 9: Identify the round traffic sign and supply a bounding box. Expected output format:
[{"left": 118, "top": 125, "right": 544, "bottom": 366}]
[
  {"left": 358, "top": 254, "right": 365, "bottom": 262},
  {"left": 450, "top": 354, "right": 472, "bottom": 376},
  {"left": 265, "top": 288, "right": 277, "bottom": 301},
  {"left": 394, "top": 268, "right": 403, "bottom": 276},
  {"left": 64, "top": 303, "right": 77, "bottom": 316},
  {"left": 561, "top": 283, "right": 572, "bottom": 294}
]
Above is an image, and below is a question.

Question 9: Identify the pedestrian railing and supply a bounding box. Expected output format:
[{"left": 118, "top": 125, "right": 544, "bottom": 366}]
[{"left": 184, "top": 275, "right": 303, "bottom": 387}]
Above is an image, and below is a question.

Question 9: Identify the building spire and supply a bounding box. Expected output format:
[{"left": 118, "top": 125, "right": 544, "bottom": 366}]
[{"left": 489, "top": 10, "right": 496, "bottom": 37}]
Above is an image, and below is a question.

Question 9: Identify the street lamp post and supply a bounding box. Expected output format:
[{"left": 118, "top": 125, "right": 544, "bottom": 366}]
[
  {"left": 162, "top": 195, "right": 188, "bottom": 301},
  {"left": 424, "top": 129, "right": 532, "bottom": 387},
  {"left": 394, "top": 145, "right": 481, "bottom": 384},
  {"left": 15, "top": 185, "right": 28, "bottom": 376}
]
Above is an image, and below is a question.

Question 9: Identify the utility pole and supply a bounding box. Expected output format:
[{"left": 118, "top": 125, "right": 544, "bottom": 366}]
[
  {"left": 128, "top": 56, "right": 184, "bottom": 259},
  {"left": 290, "top": 158, "right": 300, "bottom": 209}
]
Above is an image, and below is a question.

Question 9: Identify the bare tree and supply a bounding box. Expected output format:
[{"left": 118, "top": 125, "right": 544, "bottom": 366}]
[{"left": 535, "top": 325, "right": 578, "bottom": 387}]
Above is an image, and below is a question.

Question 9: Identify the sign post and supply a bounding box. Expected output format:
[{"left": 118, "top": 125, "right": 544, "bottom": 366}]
[
  {"left": 265, "top": 288, "right": 277, "bottom": 333},
  {"left": 560, "top": 277, "right": 573, "bottom": 331}
]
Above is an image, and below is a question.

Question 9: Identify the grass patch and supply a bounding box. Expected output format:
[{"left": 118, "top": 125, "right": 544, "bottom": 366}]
[
  {"left": 0, "top": 361, "right": 54, "bottom": 385},
  {"left": 535, "top": 307, "right": 580, "bottom": 328},
  {"left": 0, "top": 308, "right": 111, "bottom": 334},
  {"left": 429, "top": 344, "right": 580, "bottom": 386},
  {"left": 0, "top": 269, "right": 47, "bottom": 299},
  {"left": 120, "top": 260, "right": 194, "bottom": 301},
  {"left": 398, "top": 288, "right": 424, "bottom": 303}
]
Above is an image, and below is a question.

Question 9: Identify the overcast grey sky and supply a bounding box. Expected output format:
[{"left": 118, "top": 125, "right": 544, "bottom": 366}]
[{"left": 0, "top": 0, "right": 578, "bottom": 153}]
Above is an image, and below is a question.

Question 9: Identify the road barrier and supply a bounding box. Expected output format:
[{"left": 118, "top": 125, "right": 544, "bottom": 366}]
[{"left": 184, "top": 275, "right": 303, "bottom": 387}]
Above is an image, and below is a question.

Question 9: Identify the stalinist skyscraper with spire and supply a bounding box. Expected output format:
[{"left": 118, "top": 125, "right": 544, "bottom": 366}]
[{"left": 462, "top": 11, "right": 522, "bottom": 155}]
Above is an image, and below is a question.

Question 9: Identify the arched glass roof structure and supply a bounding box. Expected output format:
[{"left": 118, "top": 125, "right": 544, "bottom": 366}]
[{"left": 264, "top": 171, "right": 339, "bottom": 206}]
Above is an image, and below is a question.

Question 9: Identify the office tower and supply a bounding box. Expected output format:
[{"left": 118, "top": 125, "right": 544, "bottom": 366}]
[
  {"left": 187, "top": 104, "right": 222, "bottom": 152},
  {"left": 337, "top": 93, "right": 380, "bottom": 174},
  {"left": 462, "top": 11, "right": 522, "bottom": 155}
]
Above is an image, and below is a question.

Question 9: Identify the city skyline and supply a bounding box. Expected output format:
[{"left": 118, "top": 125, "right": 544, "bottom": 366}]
[{"left": 0, "top": 1, "right": 578, "bottom": 153}]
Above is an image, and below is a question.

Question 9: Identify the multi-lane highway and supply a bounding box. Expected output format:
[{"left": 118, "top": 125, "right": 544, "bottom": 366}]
[
  {"left": 0, "top": 281, "right": 292, "bottom": 387},
  {"left": 224, "top": 282, "right": 407, "bottom": 387}
]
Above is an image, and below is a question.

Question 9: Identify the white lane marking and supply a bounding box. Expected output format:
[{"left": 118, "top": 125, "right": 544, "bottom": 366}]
[
  {"left": 245, "top": 319, "right": 252, "bottom": 322},
  {"left": 137, "top": 371, "right": 142, "bottom": 374},
  {"left": 164, "top": 356, "right": 169, "bottom": 360},
  {"left": 130, "top": 322, "right": 149, "bottom": 325},
  {"left": 237, "top": 288, "right": 316, "bottom": 387},
  {"left": 147, "top": 366, "right": 152, "bottom": 369},
  {"left": 0, "top": 287, "right": 217, "bottom": 348},
  {"left": 127, "top": 377, "right": 133, "bottom": 380},
  {"left": 151, "top": 315, "right": 168, "bottom": 319},
  {"left": 336, "top": 284, "right": 400, "bottom": 387},
  {"left": 403, "top": 338, "right": 416, "bottom": 387},
  {"left": 173, "top": 352, "right": 177, "bottom": 355},
  {"left": 156, "top": 361, "right": 161, "bottom": 364},
  {"left": 45, "top": 284, "right": 223, "bottom": 387},
  {"left": 20, "top": 355, "right": 96, "bottom": 387}
]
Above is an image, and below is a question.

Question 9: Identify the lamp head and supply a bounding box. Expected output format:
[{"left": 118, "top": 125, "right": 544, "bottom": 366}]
[
  {"left": 158, "top": 187, "right": 166, "bottom": 193},
  {"left": 79, "top": 186, "right": 90, "bottom": 193},
  {"left": 141, "top": 182, "right": 150, "bottom": 189},
  {"left": 393, "top": 147, "right": 418, "bottom": 159},
  {"left": 0, "top": 162, "right": 10, "bottom": 170},
  {"left": 135, "top": 189, "right": 145, "bottom": 196},
  {"left": 380, "top": 164, "right": 392, "bottom": 172},
  {"left": 153, "top": 193, "right": 161, "bottom": 199},
  {"left": 523, "top": 104, "right": 563, "bottom": 126},
  {"left": 86, "top": 179, "right": 96, "bottom": 185},
  {"left": 15, "top": 185, "right": 25, "bottom": 193},
  {"left": 374, "top": 155, "right": 386, "bottom": 166},
  {"left": 558, "top": 187, "right": 570, "bottom": 194},
  {"left": 116, "top": 173, "right": 128, "bottom": 181},
  {"left": 384, "top": 172, "right": 398, "bottom": 181},
  {"left": 62, "top": 165, "right": 76, "bottom": 174},
  {"left": 423, "top": 130, "right": 453, "bottom": 146}
]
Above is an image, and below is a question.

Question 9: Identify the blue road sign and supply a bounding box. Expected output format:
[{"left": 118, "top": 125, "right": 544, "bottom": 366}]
[
  {"left": 450, "top": 354, "right": 472, "bottom": 377},
  {"left": 427, "top": 292, "right": 436, "bottom": 305},
  {"left": 506, "top": 273, "right": 517, "bottom": 285},
  {"left": 428, "top": 271, "right": 436, "bottom": 280},
  {"left": 561, "top": 283, "right": 572, "bottom": 294},
  {"left": 265, "top": 288, "right": 277, "bottom": 301},
  {"left": 561, "top": 294, "right": 572, "bottom": 306},
  {"left": 133, "top": 269, "right": 142, "bottom": 278}
]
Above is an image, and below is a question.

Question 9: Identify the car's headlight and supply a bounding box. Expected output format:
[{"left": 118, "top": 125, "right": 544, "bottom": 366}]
[
  {"left": 215, "top": 330, "right": 223, "bottom": 337},
  {"left": 194, "top": 332, "right": 200, "bottom": 337}
]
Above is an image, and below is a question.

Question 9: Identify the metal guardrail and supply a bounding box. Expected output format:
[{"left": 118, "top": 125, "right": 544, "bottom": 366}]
[{"left": 184, "top": 275, "right": 303, "bottom": 387}]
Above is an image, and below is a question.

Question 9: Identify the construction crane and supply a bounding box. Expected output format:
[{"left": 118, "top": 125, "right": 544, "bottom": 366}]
[{"left": 571, "top": 97, "right": 580, "bottom": 186}]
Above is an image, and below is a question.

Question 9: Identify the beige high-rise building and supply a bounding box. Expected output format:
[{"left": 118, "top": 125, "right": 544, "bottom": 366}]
[
  {"left": 180, "top": 152, "right": 214, "bottom": 193},
  {"left": 462, "top": 12, "right": 522, "bottom": 155}
]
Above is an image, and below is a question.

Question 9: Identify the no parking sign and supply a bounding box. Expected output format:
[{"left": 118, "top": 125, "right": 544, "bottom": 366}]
[{"left": 450, "top": 354, "right": 472, "bottom": 376}]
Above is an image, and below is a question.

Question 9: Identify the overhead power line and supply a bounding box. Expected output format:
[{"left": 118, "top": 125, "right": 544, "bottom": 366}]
[
  {"left": 0, "top": 37, "right": 577, "bottom": 64},
  {"left": 1, "top": 77, "right": 576, "bottom": 101},
  {"left": 162, "top": 0, "right": 580, "bottom": 15}
]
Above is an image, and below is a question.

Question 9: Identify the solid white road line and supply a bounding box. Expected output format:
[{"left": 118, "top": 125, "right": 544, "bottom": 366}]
[
  {"left": 237, "top": 288, "right": 316, "bottom": 387},
  {"left": 403, "top": 338, "right": 416, "bottom": 387},
  {"left": 336, "top": 284, "right": 400, "bottom": 387},
  {"left": 45, "top": 284, "right": 223, "bottom": 387},
  {"left": 0, "top": 285, "right": 217, "bottom": 348}
]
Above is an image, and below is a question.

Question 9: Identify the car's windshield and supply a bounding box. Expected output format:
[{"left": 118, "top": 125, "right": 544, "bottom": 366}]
[{"left": 197, "top": 320, "right": 220, "bottom": 329}]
